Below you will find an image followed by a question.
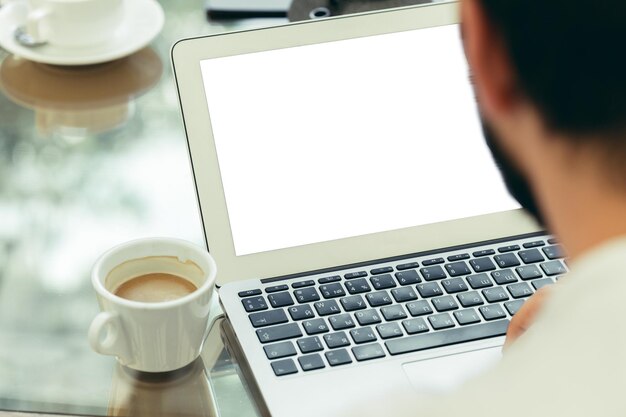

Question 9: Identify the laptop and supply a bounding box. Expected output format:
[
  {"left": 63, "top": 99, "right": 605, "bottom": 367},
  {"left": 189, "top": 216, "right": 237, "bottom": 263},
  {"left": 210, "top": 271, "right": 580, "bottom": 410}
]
[{"left": 172, "top": 3, "right": 567, "bottom": 416}]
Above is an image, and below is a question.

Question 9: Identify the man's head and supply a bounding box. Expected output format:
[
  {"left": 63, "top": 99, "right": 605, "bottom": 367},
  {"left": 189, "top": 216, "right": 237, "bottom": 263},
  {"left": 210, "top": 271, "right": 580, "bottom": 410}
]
[{"left": 461, "top": 0, "right": 626, "bottom": 235}]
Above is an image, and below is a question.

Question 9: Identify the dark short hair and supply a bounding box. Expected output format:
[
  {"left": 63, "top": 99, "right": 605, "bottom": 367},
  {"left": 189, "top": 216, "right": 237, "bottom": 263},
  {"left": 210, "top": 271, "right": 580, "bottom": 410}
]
[{"left": 479, "top": 1, "right": 626, "bottom": 143}]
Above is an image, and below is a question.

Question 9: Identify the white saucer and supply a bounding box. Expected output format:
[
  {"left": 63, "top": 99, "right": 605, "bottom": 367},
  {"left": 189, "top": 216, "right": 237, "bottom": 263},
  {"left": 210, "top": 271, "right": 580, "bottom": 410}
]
[{"left": 0, "top": 0, "right": 164, "bottom": 66}]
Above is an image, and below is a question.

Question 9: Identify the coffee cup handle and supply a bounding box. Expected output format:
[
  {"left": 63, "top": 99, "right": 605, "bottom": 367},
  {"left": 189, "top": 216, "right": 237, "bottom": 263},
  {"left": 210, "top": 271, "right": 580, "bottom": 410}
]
[
  {"left": 88, "top": 312, "right": 132, "bottom": 363},
  {"left": 26, "top": 8, "right": 51, "bottom": 44}
]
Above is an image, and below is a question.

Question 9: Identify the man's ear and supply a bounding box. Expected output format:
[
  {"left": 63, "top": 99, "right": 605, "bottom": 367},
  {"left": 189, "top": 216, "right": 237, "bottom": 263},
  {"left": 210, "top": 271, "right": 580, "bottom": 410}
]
[{"left": 461, "top": 0, "right": 518, "bottom": 120}]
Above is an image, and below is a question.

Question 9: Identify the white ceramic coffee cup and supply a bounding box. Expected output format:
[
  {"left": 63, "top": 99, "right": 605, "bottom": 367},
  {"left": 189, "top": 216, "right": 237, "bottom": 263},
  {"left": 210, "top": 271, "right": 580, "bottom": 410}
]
[
  {"left": 25, "top": 0, "right": 124, "bottom": 48},
  {"left": 88, "top": 238, "right": 218, "bottom": 373}
]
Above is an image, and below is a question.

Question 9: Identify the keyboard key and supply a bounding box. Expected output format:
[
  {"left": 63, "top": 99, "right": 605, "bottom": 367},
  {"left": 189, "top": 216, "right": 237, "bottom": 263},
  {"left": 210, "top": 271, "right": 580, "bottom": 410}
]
[
  {"left": 381, "top": 305, "right": 408, "bottom": 321},
  {"left": 402, "top": 318, "right": 429, "bottom": 334},
  {"left": 531, "top": 277, "right": 554, "bottom": 290},
  {"left": 454, "top": 308, "right": 481, "bottom": 325},
  {"left": 377, "top": 322, "right": 403, "bottom": 339},
  {"left": 547, "top": 238, "right": 559, "bottom": 245},
  {"left": 266, "top": 285, "right": 289, "bottom": 293},
  {"left": 479, "top": 304, "right": 507, "bottom": 320},
  {"left": 441, "top": 278, "right": 469, "bottom": 294},
  {"left": 466, "top": 273, "right": 494, "bottom": 289},
  {"left": 445, "top": 262, "right": 471, "bottom": 277},
  {"left": 504, "top": 299, "right": 525, "bottom": 316},
  {"left": 391, "top": 287, "right": 418, "bottom": 302},
  {"left": 297, "top": 336, "right": 324, "bottom": 353},
  {"left": 498, "top": 245, "right": 520, "bottom": 253},
  {"left": 406, "top": 300, "right": 433, "bottom": 317},
  {"left": 268, "top": 292, "right": 295, "bottom": 308},
  {"left": 249, "top": 309, "right": 289, "bottom": 328},
  {"left": 320, "top": 283, "right": 346, "bottom": 299},
  {"left": 350, "top": 327, "right": 377, "bottom": 344},
  {"left": 329, "top": 313, "right": 356, "bottom": 330},
  {"left": 516, "top": 265, "right": 543, "bottom": 280},
  {"left": 294, "top": 287, "right": 321, "bottom": 303},
  {"left": 428, "top": 313, "right": 456, "bottom": 330},
  {"left": 541, "top": 260, "right": 567, "bottom": 276},
  {"left": 507, "top": 282, "right": 534, "bottom": 299},
  {"left": 238, "top": 289, "right": 261, "bottom": 297},
  {"left": 302, "top": 318, "right": 329, "bottom": 335},
  {"left": 397, "top": 262, "right": 419, "bottom": 271},
  {"left": 395, "top": 270, "right": 422, "bottom": 285},
  {"left": 457, "top": 291, "right": 484, "bottom": 307},
  {"left": 370, "top": 274, "right": 397, "bottom": 290},
  {"left": 271, "top": 358, "right": 298, "bottom": 376},
  {"left": 494, "top": 253, "right": 521, "bottom": 268},
  {"left": 325, "top": 349, "right": 353, "bottom": 366},
  {"left": 420, "top": 265, "right": 447, "bottom": 281},
  {"left": 447, "top": 253, "right": 470, "bottom": 261},
  {"left": 469, "top": 257, "right": 496, "bottom": 273},
  {"left": 472, "top": 249, "right": 495, "bottom": 257},
  {"left": 314, "top": 300, "right": 341, "bottom": 316},
  {"left": 543, "top": 245, "right": 564, "bottom": 260},
  {"left": 340, "top": 295, "right": 367, "bottom": 311},
  {"left": 371, "top": 266, "right": 394, "bottom": 275},
  {"left": 256, "top": 323, "right": 302, "bottom": 343},
  {"left": 482, "top": 287, "right": 510, "bottom": 303},
  {"left": 386, "top": 320, "right": 509, "bottom": 355},
  {"left": 292, "top": 280, "right": 315, "bottom": 289},
  {"left": 366, "top": 291, "right": 393, "bottom": 307},
  {"left": 318, "top": 275, "right": 341, "bottom": 284},
  {"left": 355, "top": 309, "right": 382, "bottom": 325},
  {"left": 264, "top": 341, "right": 297, "bottom": 360},
  {"left": 523, "top": 240, "right": 545, "bottom": 248},
  {"left": 483, "top": 287, "right": 509, "bottom": 303},
  {"left": 298, "top": 354, "right": 325, "bottom": 371},
  {"left": 432, "top": 295, "right": 459, "bottom": 312},
  {"left": 416, "top": 282, "right": 444, "bottom": 298},
  {"left": 345, "top": 278, "right": 372, "bottom": 295},
  {"left": 345, "top": 271, "right": 367, "bottom": 279},
  {"left": 324, "top": 331, "right": 350, "bottom": 348},
  {"left": 242, "top": 296, "right": 268, "bottom": 312},
  {"left": 491, "top": 269, "right": 518, "bottom": 285},
  {"left": 422, "top": 257, "right": 445, "bottom": 266},
  {"left": 352, "top": 343, "right": 386, "bottom": 361},
  {"left": 518, "top": 249, "right": 545, "bottom": 264},
  {"left": 287, "top": 304, "right": 315, "bottom": 321}
]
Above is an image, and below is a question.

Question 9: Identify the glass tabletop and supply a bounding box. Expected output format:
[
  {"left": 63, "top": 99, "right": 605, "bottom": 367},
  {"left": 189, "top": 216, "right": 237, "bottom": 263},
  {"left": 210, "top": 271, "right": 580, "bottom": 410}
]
[
  {"left": 0, "top": 0, "right": 452, "bottom": 415},
  {"left": 0, "top": 1, "right": 286, "bottom": 415}
]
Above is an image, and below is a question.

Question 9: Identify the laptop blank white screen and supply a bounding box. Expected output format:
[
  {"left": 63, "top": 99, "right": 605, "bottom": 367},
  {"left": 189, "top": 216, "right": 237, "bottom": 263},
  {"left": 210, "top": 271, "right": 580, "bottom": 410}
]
[{"left": 200, "top": 24, "right": 520, "bottom": 257}]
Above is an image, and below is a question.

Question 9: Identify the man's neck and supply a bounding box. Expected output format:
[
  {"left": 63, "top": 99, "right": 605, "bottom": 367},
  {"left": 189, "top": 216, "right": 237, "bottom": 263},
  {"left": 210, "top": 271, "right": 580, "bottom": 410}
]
[{"left": 531, "top": 149, "right": 626, "bottom": 261}]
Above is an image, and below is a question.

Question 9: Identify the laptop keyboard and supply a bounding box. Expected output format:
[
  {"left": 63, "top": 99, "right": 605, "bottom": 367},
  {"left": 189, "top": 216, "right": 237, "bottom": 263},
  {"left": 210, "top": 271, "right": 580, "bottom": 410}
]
[{"left": 237, "top": 236, "right": 566, "bottom": 377}]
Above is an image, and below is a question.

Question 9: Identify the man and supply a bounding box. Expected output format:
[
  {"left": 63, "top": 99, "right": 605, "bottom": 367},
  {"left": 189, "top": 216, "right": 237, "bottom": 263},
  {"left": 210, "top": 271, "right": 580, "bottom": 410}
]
[{"left": 343, "top": 1, "right": 626, "bottom": 415}]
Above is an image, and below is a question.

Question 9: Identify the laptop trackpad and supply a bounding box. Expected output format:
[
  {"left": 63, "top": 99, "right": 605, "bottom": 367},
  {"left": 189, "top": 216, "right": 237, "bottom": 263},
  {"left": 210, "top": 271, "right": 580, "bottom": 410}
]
[{"left": 402, "top": 347, "right": 501, "bottom": 395}]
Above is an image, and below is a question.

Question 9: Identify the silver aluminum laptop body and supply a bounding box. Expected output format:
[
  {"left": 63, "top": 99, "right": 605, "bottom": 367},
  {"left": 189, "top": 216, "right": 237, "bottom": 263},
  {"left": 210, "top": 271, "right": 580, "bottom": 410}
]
[{"left": 172, "top": 3, "right": 541, "bottom": 416}]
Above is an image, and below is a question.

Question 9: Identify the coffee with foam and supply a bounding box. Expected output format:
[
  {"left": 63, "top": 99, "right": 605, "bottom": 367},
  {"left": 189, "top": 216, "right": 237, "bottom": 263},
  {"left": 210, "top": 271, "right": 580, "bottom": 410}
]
[{"left": 115, "top": 273, "right": 198, "bottom": 303}]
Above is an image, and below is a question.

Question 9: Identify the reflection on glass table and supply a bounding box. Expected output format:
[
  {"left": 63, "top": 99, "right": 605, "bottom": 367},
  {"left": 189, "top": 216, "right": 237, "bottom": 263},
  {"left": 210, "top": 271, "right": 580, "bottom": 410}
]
[
  {"left": 109, "top": 359, "right": 218, "bottom": 417},
  {"left": 107, "top": 318, "right": 260, "bottom": 417},
  {"left": 0, "top": 48, "right": 163, "bottom": 137}
]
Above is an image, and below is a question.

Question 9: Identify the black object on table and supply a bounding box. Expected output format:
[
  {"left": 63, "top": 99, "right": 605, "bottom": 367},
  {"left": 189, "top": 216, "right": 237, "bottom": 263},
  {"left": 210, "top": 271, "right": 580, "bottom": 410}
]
[
  {"left": 207, "top": 0, "right": 293, "bottom": 19},
  {"left": 289, "top": 0, "right": 433, "bottom": 21}
]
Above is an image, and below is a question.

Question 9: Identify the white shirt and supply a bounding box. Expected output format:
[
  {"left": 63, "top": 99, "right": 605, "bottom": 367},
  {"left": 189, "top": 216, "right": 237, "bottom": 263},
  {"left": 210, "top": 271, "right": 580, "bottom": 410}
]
[{"left": 341, "top": 236, "right": 626, "bottom": 417}]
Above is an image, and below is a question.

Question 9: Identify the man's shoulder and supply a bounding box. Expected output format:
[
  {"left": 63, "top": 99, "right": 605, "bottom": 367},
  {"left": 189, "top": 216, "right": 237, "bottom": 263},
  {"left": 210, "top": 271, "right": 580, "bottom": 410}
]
[{"left": 559, "top": 236, "right": 626, "bottom": 292}]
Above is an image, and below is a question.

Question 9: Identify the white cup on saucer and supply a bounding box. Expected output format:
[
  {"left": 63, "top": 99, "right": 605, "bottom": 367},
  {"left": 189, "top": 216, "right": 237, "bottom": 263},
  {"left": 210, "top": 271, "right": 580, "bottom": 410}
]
[{"left": 23, "top": 0, "right": 124, "bottom": 48}]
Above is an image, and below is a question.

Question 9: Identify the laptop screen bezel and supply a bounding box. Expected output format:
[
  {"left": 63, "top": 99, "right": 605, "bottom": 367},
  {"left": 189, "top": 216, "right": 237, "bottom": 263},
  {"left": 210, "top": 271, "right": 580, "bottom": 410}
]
[{"left": 171, "top": 2, "right": 540, "bottom": 286}]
